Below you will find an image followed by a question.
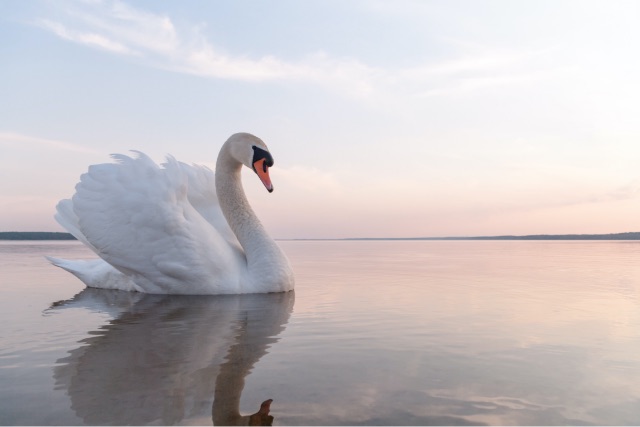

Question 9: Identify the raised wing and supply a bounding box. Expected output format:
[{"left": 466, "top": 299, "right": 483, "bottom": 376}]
[{"left": 64, "top": 152, "right": 246, "bottom": 294}]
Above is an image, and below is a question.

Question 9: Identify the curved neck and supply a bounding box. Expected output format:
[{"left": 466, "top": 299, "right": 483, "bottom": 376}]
[{"left": 214, "top": 144, "right": 279, "bottom": 272}]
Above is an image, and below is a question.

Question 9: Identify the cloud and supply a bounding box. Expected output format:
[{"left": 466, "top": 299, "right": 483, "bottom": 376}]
[
  {"left": 34, "top": 0, "right": 380, "bottom": 97},
  {"left": 36, "top": 19, "right": 138, "bottom": 55},
  {"left": 590, "top": 180, "right": 640, "bottom": 204},
  {"left": 33, "top": 0, "right": 559, "bottom": 101},
  {"left": 0, "top": 132, "right": 101, "bottom": 154}
]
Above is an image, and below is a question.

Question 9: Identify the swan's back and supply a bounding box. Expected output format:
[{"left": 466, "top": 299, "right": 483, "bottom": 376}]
[{"left": 56, "top": 152, "right": 246, "bottom": 294}]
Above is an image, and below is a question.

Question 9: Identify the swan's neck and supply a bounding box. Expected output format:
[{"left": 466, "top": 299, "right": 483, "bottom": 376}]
[{"left": 215, "top": 145, "right": 291, "bottom": 290}]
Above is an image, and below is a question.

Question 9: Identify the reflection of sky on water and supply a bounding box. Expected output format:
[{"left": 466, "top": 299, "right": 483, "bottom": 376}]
[
  {"left": 261, "top": 240, "right": 640, "bottom": 425},
  {"left": 1, "top": 241, "right": 640, "bottom": 425}
]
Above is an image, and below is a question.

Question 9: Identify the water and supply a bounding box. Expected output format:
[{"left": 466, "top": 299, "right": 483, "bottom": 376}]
[{"left": 1, "top": 240, "right": 640, "bottom": 425}]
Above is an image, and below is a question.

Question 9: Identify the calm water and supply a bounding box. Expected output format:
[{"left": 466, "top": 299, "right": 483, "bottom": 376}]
[{"left": 1, "top": 240, "right": 640, "bottom": 425}]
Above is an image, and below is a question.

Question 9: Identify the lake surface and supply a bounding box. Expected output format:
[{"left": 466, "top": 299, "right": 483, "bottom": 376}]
[{"left": 1, "top": 240, "right": 640, "bottom": 425}]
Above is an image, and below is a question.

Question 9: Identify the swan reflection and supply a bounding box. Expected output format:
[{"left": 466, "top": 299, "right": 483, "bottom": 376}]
[{"left": 51, "top": 289, "right": 294, "bottom": 425}]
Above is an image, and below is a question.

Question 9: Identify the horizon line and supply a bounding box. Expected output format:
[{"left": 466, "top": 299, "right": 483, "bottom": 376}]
[
  {"left": 2, "top": 231, "right": 640, "bottom": 241},
  {"left": 280, "top": 231, "right": 640, "bottom": 241}
]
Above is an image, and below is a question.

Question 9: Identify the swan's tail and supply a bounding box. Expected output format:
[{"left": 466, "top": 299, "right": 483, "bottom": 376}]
[
  {"left": 46, "top": 256, "right": 86, "bottom": 274},
  {"left": 46, "top": 256, "right": 99, "bottom": 284},
  {"left": 46, "top": 256, "right": 139, "bottom": 292}
]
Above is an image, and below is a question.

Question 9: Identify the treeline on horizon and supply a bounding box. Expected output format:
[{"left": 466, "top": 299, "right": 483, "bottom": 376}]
[
  {"left": 345, "top": 232, "right": 640, "bottom": 241},
  {"left": 3, "top": 231, "right": 640, "bottom": 241},
  {"left": 0, "top": 232, "right": 76, "bottom": 240}
]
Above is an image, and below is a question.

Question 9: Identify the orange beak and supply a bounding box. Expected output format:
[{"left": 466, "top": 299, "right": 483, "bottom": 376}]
[{"left": 253, "top": 158, "right": 273, "bottom": 192}]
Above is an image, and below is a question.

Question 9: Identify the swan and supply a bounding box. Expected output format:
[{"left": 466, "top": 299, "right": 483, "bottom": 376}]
[{"left": 48, "top": 132, "right": 295, "bottom": 295}]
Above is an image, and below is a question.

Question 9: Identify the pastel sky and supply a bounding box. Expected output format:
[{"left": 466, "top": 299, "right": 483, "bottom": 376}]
[{"left": 2, "top": 0, "right": 640, "bottom": 238}]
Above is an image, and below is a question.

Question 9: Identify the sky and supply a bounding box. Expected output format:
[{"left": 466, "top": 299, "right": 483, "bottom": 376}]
[{"left": 1, "top": 0, "right": 640, "bottom": 239}]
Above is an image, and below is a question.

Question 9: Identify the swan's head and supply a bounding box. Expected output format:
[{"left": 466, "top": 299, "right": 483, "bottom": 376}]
[{"left": 226, "top": 132, "right": 275, "bottom": 193}]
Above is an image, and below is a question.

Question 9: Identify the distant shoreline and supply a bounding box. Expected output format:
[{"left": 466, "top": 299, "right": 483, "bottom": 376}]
[
  {"left": 3, "top": 231, "right": 640, "bottom": 241},
  {"left": 285, "top": 231, "right": 640, "bottom": 241},
  {"left": 0, "top": 232, "right": 76, "bottom": 240}
]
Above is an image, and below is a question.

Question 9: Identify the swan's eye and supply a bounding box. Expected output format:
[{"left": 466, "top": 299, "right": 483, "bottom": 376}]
[{"left": 251, "top": 146, "right": 274, "bottom": 173}]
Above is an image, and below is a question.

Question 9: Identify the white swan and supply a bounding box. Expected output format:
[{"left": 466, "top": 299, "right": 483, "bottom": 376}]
[{"left": 48, "top": 133, "right": 295, "bottom": 295}]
